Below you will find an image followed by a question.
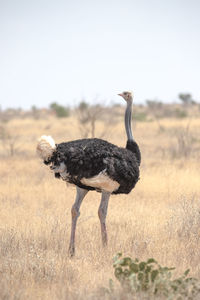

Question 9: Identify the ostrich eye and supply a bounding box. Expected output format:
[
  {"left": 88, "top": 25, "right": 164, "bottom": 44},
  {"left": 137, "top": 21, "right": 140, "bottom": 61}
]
[{"left": 124, "top": 92, "right": 127, "bottom": 95}]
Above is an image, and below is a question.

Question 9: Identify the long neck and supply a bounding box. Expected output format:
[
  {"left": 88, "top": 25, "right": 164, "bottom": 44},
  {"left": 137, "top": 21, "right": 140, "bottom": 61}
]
[
  {"left": 125, "top": 100, "right": 134, "bottom": 141},
  {"left": 125, "top": 100, "right": 141, "bottom": 165}
]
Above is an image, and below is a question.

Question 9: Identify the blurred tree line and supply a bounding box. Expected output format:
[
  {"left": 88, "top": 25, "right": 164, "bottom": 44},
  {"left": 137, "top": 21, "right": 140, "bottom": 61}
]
[
  {"left": 0, "top": 92, "right": 199, "bottom": 124},
  {"left": 0, "top": 92, "right": 199, "bottom": 157}
]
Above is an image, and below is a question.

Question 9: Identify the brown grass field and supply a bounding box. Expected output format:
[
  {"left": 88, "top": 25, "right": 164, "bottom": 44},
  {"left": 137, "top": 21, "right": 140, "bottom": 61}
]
[{"left": 0, "top": 114, "right": 200, "bottom": 299}]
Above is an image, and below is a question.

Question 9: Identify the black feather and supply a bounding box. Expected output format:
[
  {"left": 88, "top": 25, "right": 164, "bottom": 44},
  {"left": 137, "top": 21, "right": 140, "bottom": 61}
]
[
  {"left": 46, "top": 138, "right": 140, "bottom": 194},
  {"left": 126, "top": 140, "right": 141, "bottom": 166}
]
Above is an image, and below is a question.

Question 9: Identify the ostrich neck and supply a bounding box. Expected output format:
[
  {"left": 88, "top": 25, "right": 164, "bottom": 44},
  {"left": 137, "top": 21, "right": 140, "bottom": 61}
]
[{"left": 125, "top": 100, "right": 134, "bottom": 141}]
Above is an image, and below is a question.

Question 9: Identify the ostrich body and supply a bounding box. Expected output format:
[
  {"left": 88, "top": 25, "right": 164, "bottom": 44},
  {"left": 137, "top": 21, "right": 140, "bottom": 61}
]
[{"left": 37, "top": 92, "right": 141, "bottom": 256}]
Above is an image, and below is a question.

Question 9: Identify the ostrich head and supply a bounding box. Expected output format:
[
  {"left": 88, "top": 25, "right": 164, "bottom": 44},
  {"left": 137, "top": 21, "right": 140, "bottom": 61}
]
[{"left": 118, "top": 91, "right": 133, "bottom": 102}]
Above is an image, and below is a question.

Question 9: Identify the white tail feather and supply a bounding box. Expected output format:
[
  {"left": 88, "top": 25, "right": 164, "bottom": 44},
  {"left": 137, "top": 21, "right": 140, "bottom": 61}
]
[{"left": 36, "top": 135, "right": 56, "bottom": 161}]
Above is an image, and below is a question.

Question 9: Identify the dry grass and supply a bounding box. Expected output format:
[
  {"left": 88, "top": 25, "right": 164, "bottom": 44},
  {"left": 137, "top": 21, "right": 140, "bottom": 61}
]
[{"left": 0, "top": 115, "right": 200, "bottom": 299}]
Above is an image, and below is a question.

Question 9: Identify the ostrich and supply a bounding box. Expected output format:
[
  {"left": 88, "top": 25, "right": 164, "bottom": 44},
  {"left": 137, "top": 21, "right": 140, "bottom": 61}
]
[{"left": 36, "top": 91, "right": 141, "bottom": 256}]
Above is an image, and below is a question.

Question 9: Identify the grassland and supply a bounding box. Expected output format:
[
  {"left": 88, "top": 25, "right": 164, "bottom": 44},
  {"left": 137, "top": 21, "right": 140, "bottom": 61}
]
[{"left": 0, "top": 114, "right": 200, "bottom": 299}]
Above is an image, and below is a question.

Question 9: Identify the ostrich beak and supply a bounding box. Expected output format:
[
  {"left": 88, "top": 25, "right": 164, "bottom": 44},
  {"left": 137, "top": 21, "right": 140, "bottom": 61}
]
[{"left": 118, "top": 93, "right": 123, "bottom": 97}]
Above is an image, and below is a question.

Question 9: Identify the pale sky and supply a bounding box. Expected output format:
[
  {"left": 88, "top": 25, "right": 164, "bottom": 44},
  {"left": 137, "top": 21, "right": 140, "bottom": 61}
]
[{"left": 0, "top": 0, "right": 200, "bottom": 109}]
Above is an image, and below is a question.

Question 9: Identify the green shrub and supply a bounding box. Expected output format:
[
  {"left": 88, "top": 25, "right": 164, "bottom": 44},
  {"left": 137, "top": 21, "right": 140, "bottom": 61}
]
[
  {"left": 110, "top": 253, "right": 200, "bottom": 299},
  {"left": 174, "top": 108, "right": 187, "bottom": 119},
  {"left": 134, "top": 111, "right": 148, "bottom": 122},
  {"left": 50, "top": 102, "right": 70, "bottom": 118},
  {"left": 78, "top": 101, "right": 89, "bottom": 111}
]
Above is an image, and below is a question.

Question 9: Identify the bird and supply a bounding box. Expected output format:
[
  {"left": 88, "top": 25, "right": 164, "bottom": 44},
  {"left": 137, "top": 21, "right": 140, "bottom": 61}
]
[{"left": 36, "top": 91, "right": 141, "bottom": 256}]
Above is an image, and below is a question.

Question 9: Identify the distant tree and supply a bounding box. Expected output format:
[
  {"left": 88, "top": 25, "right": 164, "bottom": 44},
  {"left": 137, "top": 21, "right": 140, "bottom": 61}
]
[
  {"left": 31, "top": 105, "right": 37, "bottom": 111},
  {"left": 178, "top": 93, "right": 195, "bottom": 105},
  {"left": 31, "top": 105, "right": 40, "bottom": 119},
  {"left": 78, "top": 100, "right": 89, "bottom": 111},
  {"left": 146, "top": 99, "right": 164, "bottom": 131},
  {"left": 146, "top": 100, "right": 163, "bottom": 110},
  {"left": 50, "top": 102, "right": 70, "bottom": 118},
  {"left": 77, "top": 103, "right": 104, "bottom": 138},
  {"left": 77, "top": 101, "right": 118, "bottom": 138}
]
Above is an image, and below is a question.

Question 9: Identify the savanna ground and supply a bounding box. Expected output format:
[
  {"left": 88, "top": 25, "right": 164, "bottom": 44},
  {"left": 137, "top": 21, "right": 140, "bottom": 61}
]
[{"left": 0, "top": 110, "right": 200, "bottom": 299}]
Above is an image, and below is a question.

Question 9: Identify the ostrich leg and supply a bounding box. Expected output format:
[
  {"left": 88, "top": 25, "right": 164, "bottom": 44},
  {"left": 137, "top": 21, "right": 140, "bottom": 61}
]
[
  {"left": 98, "top": 191, "right": 110, "bottom": 246},
  {"left": 68, "top": 187, "right": 88, "bottom": 256}
]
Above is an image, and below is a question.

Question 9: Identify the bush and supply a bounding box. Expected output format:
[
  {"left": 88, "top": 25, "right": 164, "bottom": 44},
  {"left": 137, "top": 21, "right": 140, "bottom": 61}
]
[
  {"left": 109, "top": 253, "right": 200, "bottom": 299},
  {"left": 50, "top": 102, "right": 70, "bottom": 118},
  {"left": 174, "top": 108, "right": 187, "bottom": 119},
  {"left": 0, "top": 125, "right": 20, "bottom": 156},
  {"left": 169, "top": 125, "right": 198, "bottom": 159},
  {"left": 78, "top": 101, "right": 89, "bottom": 111},
  {"left": 134, "top": 111, "right": 148, "bottom": 122}
]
